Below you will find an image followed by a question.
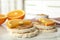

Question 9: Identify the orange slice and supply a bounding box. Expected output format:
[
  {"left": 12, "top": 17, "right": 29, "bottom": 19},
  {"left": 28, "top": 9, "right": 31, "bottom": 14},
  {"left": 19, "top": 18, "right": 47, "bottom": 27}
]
[
  {"left": 6, "top": 19, "right": 23, "bottom": 29},
  {"left": 0, "top": 14, "right": 7, "bottom": 25},
  {"left": 6, "top": 19, "right": 33, "bottom": 29},
  {"left": 7, "top": 10, "right": 25, "bottom": 20},
  {"left": 23, "top": 20, "right": 32, "bottom": 25},
  {"left": 39, "top": 18, "right": 55, "bottom": 26}
]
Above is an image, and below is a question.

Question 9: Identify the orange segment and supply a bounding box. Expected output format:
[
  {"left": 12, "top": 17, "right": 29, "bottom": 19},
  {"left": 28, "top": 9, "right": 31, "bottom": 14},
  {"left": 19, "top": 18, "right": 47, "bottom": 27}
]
[
  {"left": 7, "top": 10, "right": 25, "bottom": 20},
  {"left": 0, "top": 14, "right": 7, "bottom": 25}
]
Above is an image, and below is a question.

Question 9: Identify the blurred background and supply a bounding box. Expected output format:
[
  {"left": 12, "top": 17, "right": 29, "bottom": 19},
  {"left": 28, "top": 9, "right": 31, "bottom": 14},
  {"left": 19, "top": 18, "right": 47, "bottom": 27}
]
[{"left": 0, "top": 0, "right": 60, "bottom": 19}]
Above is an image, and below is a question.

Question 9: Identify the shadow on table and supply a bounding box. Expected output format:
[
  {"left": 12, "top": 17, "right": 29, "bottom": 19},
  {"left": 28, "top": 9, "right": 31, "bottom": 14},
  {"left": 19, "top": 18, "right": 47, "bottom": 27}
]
[{"left": 0, "top": 25, "right": 8, "bottom": 35}]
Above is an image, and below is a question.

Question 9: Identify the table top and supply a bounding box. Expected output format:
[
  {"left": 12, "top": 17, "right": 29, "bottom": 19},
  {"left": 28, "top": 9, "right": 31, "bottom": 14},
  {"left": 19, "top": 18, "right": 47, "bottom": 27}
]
[{"left": 0, "top": 18, "right": 60, "bottom": 40}]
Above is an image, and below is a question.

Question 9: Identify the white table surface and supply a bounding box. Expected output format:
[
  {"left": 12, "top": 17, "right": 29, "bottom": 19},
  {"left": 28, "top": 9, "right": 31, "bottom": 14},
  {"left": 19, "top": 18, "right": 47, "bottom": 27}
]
[{"left": 0, "top": 23, "right": 60, "bottom": 40}]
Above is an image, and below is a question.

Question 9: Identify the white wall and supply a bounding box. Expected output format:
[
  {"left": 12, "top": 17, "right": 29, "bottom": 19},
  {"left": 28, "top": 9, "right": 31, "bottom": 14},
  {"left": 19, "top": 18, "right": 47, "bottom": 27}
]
[
  {"left": 0, "top": 0, "right": 23, "bottom": 14},
  {"left": 25, "top": 0, "right": 60, "bottom": 19},
  {"left": 1, "top": 0, "right": 60, "bottom": 19}
]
